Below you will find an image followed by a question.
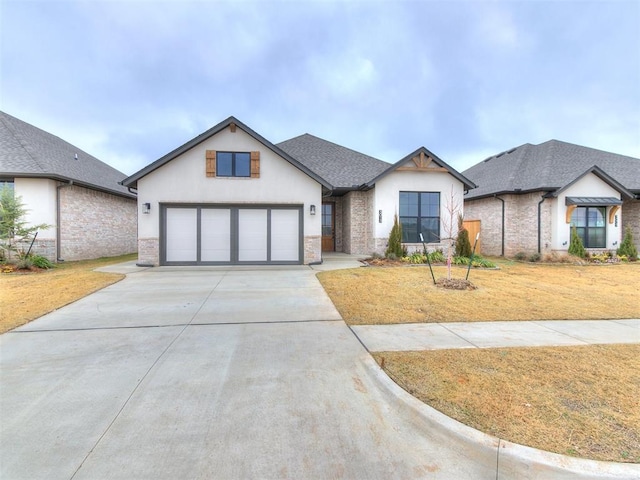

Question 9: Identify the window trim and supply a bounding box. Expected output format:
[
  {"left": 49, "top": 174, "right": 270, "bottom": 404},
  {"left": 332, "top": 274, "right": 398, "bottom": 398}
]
[
  {"left": 399, "top": 191, "right": 441, "bottom": 243},
  {"left": 570, "top": 206, "right": 606, "bottom": 248}
]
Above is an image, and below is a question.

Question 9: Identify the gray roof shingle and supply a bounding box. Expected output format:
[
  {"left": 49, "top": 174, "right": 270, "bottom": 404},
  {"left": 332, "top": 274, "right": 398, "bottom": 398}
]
[
  {"left": 277, "top": 134, "right": 391, "bottom": 189},
  {"left": 463, "top": 140, "right": 640, "bottom": 200},
  {"left": 0, "top": 111, "right": 133, "bottom": 197}
]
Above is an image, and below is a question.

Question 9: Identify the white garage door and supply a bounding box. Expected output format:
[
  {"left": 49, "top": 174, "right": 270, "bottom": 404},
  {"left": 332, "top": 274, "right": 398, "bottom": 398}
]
[{"left": 163, "top": 205, "right": 302, "bottom": 265}]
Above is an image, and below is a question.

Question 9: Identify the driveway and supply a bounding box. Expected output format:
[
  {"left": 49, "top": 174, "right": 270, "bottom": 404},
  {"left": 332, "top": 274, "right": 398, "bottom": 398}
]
[{"left": 1, "top": 266, "right": 498, "bottom": 479}]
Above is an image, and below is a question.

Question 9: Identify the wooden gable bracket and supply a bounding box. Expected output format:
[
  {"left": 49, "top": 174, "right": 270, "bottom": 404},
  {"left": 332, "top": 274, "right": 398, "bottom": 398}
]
[
  {"left": 565, "top": 204, "right": 577, "bottom": 223},
  {"left": 230, "top": 122, "right": 237, "bottom": 133},
  {"left": 609, "top": 205, "right": 620, "bottom": 224},
  {"left": 250, "top": 151, "right": 260, "bottom": 178},
  {"left": 397, "top": 151, "right": 448, "bottom": 172}
]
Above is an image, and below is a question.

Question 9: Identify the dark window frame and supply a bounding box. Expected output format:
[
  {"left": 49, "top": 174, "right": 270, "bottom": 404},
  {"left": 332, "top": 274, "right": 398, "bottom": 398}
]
[
  {"left": 571, "top": 206, "right": 606, "bottom": 248},
  {"left": 399, "top": 191, "right": 440, "bottom": 243},
  {"left": 216, "top": 152, "right": 251, "bottom": 178}
]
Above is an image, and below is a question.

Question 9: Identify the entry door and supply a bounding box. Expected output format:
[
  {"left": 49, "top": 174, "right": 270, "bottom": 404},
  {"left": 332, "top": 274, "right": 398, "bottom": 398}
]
[{"left": 321, "top": 202, "right": 335, "bottom": 252}]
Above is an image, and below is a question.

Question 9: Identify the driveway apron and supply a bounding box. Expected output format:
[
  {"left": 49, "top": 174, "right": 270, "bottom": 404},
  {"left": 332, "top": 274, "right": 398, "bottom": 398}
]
[{"left": 1, "top": 267, "right": 496, "bottom": 479}]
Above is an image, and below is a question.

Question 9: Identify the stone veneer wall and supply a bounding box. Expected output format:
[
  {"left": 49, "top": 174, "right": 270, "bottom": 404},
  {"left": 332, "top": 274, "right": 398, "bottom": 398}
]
[
  {"left": 59, "top": 185, "right": 137, "bottom": 261},
  {"left": 342, "top": 191, "right": 374, "bottom": 255},
  {"left": 137, "top": 237, "right": 159, "bottom": 266},
  {"left": 464, "top": 191, "right": 552, "bottom": 257},
  {"left": 621, "top": 199, "right": 640, "bottom": 251},
  {"left": 304, "top": 235, "right": 321, "bottom": 264}
]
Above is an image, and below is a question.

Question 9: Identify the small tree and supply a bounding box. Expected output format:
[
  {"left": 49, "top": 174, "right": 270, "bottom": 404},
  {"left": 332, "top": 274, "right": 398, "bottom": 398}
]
[
  {"left": 0, "top": 185, "right": 49, "bottom": 261},
  {"left": 455, "top": 213, "right": 472, "bottom": 258},
  {"left": 617, "top": 226, "right": 638, "bottom": 260},
  {"left": 385, "top": 213, "right": 404, "bottom": 258},
  {"left": 568, "top": 225, "right": 586, "bottom": 258},
  {"left": 440, "top": 187, "right": 464, "bottom": 279}
]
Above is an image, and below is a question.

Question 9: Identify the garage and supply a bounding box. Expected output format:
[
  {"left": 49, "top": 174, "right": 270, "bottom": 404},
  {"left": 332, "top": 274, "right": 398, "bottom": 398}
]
[{"left": 160, "top": 205, "right": 303, "bottom": 265}]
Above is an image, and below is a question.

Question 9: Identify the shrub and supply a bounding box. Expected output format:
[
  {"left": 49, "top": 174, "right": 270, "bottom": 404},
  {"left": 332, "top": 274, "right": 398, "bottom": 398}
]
[
  {"left": 617, "top": 226, "right": 638, "bottom": 261},
  {"left": 385, "top": 214, "right": 403, "bottom": 258},
  {"left": 30, "top": 255, "right": 54, "bottom": 269},
  {"left": 528, "top": 252, "right": 541, "bottom": 262},
  {"left": 428, "top": 250, "right": 446, "bottom": 263},
  {"left": 15, "top": 257, "right": 33, "bottom": 270},
  {"left": 568, "top": 225, "right": 586, "bottom": 258},
  {"left": 455, "top": 215, "right": 472, "bottom": 257},
  {"left": 514, "top": 252, "right": 527, "bottom": 261}
]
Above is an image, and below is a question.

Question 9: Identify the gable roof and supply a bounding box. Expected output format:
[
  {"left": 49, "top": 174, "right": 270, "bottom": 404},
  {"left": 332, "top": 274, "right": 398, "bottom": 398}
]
[
  {"left": 123, "top": 117, "right": 332, "bottom": 190},
  {"left": 276, "top": 134, "right": 391, "bottom": 190},
  {"left": 0, "top": 111, "right": 134, "bottom": 198},
  {"left": 463, "top": 140, "right": 640, "bottom": 200},
  {"left": 366, "top": 146, "right": 476, "bottom": 190}
]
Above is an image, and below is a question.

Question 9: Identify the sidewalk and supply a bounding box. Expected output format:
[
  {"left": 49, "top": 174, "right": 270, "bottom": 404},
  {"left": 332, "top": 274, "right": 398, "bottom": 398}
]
[{"left": 352, "top": 319, "right": 640, "bottom": 352}]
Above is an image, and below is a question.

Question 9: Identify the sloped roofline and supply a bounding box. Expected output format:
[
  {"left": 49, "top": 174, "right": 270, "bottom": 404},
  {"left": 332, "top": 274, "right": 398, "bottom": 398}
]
[
  {"left": 122, "top": 116, "right": 333, "bottom": 189},
  {"left": 365, "top": 146, "right": 477, "bottom": 190},
  {"left": 547, "top": 165, "right": 635, "bottom": 199}
]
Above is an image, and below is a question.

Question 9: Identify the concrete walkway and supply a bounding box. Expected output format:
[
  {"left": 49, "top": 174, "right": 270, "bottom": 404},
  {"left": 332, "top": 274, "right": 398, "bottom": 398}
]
[
  {"left": 353, "top": 319, "right": 640, "bottom": 352},
  {"left": 1, "top": 261, "right": 638, "bottom": 479}
]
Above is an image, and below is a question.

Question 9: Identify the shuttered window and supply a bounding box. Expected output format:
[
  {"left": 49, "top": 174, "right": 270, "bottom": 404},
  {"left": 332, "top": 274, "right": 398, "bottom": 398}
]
[{"left": 206, "top": 151, "right": 260, "bottom": 178}]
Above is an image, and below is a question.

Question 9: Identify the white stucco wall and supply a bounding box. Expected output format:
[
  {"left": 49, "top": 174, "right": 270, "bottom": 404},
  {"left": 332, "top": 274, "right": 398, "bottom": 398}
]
[
  {"left": 14, "top": 178, "right": 57, "bottom": 236},
  {"left": 138, "top": 128, "right": 322, "bottom": 239},
  {"left": 373, "top": 170, "right": 465, "bottom": 252},
  {"left": 552, "top": 174, "right": 622, "bottom": 251}
]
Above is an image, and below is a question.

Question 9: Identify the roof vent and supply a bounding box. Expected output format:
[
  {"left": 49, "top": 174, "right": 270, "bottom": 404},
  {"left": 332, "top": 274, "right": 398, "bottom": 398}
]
[{"left": 74, "top": 153, "right": 78, "bottom": 160}]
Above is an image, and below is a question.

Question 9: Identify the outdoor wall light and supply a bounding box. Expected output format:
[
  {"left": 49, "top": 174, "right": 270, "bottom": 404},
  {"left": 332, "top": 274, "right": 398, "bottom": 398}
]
[
  {"left": 562, "top": 241, "right": 568, "bottom": 246},
  {"left": 613, "top": 241, "right": 618, "bottom": 246},
  {"left": 142, "top": 203, "right": 151, "bottom": 214},
  {"left": 310, "top": 204, "right": 316, "bottom": 215},
  {"left": 379, "top": 210, "right": 382, "bottom": 223}
]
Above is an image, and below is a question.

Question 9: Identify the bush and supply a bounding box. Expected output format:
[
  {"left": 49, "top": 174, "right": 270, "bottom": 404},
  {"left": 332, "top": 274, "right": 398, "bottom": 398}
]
[
  {"left": 617, "top": 226, "right": 638, "bottom": 260},
  {"left": 514, "top": 252, "right": 527, "bottom": 261},
  {"left": 385, "top": 214, "right": 404, "bottom": 258},
  {"left": 428, "top": 250, "right": 446, "bottom": 263},
  {"left": 15, "top": 257, "right": 33, "bottom": 270},
  {"left": 30, "top": 255, "right": 54, "bottom": 269},
  {"left": 568, "top": 225, "right": 586, "bottom": 258},
  {"left": 528, "top": 252, "right": 541, "bottom": 262},
  {"left": 455, "top": 215, "right": 472, "bottom": 258}
]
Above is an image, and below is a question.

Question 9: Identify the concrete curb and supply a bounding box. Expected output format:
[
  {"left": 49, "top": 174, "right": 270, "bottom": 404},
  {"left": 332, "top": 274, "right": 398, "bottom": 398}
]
[{"left": 361, "top": 355, "right": 640, "bottom": 479}]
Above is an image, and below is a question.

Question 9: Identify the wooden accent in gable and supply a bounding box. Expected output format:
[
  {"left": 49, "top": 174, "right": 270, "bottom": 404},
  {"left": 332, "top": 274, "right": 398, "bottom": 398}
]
[
  {"left": 565, "top": 204, "right": 577, "bottom": 223},
  {"left": 250, "top": 151, "right": 260, "bottom": 178},
  {"left": 206, "top": 150, "right": 216, "bottom": 177},
  {"left": 230, "top": 123, "right": 237, "bottom": 132},
  {"left": 396, "top": 151, "right": 448, "bottom": 172}
]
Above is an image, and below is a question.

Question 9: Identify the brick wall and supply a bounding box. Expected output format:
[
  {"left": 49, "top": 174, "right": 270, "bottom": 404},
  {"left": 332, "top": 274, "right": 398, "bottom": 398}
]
[
  {"left": 304, "top": 235, "right": 321, "bottom": 264},
  {"left": 59, "top": 185, "right": 137, "bottom": 261},
  {"left": 622, "top": 199, "right": 640, "bottom": 251},
  {"left": 464, "top": 191, "right": 552, "bottom": 257},
  {"left": 342, "top": 191, "right": 373, "bottom": 255}
]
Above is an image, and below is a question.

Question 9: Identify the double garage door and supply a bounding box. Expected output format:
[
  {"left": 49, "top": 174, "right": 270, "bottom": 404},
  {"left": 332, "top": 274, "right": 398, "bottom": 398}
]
[{"left": 161, "top": 205, "right": 303, "bottom": 265}]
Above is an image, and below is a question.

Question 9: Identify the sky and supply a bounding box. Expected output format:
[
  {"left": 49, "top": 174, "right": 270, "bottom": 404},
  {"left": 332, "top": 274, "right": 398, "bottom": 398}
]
[{"left": 1, "top": 0, "right": 639, "bottom": 177}]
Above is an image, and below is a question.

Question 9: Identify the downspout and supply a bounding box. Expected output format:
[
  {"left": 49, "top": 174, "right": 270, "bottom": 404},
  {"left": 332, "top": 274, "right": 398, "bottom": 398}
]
[
  {"left": 56, "top": 180, "right": 73, "bottom": 261},
  {"left": 494, "top": 195, "right": 505, "bottom": 256},
  {"left": 537, "top": 195, "right": 546, "bottom": 254}
]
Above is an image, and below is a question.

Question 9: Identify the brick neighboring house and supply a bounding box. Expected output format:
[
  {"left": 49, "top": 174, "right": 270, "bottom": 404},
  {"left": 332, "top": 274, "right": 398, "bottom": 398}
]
[
  {"left": 462, "top": 140, "right": 640, "bottom": 257},
  {"left": 123, "top": 116, "right": 475, "bottom": 266},
  {"left": 0, "top": 111, "right": 137, "bottom": 262}
]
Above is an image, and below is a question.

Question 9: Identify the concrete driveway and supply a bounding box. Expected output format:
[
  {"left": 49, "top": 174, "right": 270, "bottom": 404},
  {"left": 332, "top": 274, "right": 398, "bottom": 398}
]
[{"left": 1, "top": 266, "right": 498, "bottom": 480}]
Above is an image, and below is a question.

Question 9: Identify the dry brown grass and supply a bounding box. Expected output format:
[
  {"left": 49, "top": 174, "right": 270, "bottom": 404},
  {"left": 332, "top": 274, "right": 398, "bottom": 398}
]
[
  {"left": 317, "top": 260, "right": 640, "bottom": 325},
  {"left": 373, "top": 345, "right": 640, "bottom": 463},
  {"left": 0, "top": 254, "right": 136, "bottom": 333}
]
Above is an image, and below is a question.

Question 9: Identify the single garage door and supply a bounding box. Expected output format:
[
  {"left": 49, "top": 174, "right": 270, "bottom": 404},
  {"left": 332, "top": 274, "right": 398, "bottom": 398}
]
[{"left": 161, "top": 205, "right": 302, "bottom": 265}]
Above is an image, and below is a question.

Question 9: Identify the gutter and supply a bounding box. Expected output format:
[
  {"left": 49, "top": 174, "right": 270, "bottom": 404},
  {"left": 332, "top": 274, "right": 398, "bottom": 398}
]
[
  {"left": 56, "top": 180, "right": 73, "bottom": 261},
  {"left": 537, "top": 195, "right": 548, "bottom": 254}
]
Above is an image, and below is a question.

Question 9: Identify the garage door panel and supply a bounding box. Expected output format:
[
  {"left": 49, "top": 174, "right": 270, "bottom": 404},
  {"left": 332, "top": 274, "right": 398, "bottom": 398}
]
[
  {"left": 238, "top": 209, "right": 268, "bottom": 262},
  {"left": 201, "top": 209, "right": 231, "bottom": 262},
  {"left": 271, "top": 209, "right": 299, "bottom": 261},
  {"left": 166, "top": 208, "right": 197, "bottom": 262}
]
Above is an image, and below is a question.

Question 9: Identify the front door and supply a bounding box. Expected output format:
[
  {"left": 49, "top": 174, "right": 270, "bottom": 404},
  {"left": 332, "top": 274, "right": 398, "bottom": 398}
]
[{"left": 321, "top": 202, "right": 335, "bottom": 252}]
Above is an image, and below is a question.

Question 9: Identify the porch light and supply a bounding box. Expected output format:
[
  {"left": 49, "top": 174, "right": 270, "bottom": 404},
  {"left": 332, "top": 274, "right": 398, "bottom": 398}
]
[
  {"left": 379, "top": 210, "right": 382, "bottom": 223},
  {"left": 142, "top": 203, "right": 151, "bottom": 214},
  {"left": 310, "top": 204, "right": 316, "bottom": 215}
]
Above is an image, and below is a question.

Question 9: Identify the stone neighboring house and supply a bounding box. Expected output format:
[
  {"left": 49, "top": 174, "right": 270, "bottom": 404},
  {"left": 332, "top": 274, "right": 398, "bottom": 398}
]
[
  {"left": 123, "top": 116, "right": 475, "bottom": 266},
  {"left": 462, "top": 140, "right": 640, "bottom": 257},
  {"left": 0, "top": 111, "right": 137, "bottom": 262}
]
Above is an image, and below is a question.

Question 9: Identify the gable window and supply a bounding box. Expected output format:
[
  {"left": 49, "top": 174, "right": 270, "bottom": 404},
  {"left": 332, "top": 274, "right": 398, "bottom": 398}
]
[
  {"left": 399, "top": 191, "right": 440, "bottom": 243},
  {"left": 216, "top": 152, "right": 251, "bottom": 177},
  {"left": 571, "top": 206, "right": 606, "bottom": 248}
]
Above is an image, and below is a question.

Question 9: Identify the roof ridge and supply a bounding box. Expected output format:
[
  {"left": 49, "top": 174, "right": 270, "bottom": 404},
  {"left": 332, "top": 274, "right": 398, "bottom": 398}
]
[{"left": 280, "top": 132, "right": 389, "bottom": 165}]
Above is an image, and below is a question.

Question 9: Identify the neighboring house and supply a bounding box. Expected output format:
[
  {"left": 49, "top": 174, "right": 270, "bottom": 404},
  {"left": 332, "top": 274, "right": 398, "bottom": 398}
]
[
  {"left": 123, "top": 116, "right": 475, "bottom": 266},
  {"left": 462, "top": 140, "right": 640, "bottom": 257},
  {"left": 0, "top": 111, "right": 137, "bottom": 262}
]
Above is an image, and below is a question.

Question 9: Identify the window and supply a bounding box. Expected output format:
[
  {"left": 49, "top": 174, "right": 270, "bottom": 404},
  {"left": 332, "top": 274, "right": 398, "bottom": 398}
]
[
  {"left": 571, "top": 206, "right": 606, "bottom": 248},
  {"left": 399, "top": 191, "right": 440, "bottom": 243},
  {"left": 216, "top": 152, "right": 251, "bottom": 177},
  {"left": 0, "top": 179, "right": 14, "bottom": 192}
]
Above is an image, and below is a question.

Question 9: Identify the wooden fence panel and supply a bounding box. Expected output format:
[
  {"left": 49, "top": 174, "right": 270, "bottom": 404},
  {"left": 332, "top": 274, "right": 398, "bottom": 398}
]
[{"left": 463, "top": 220, "right": 482, "bottom": 254}]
